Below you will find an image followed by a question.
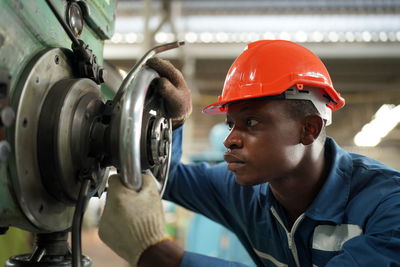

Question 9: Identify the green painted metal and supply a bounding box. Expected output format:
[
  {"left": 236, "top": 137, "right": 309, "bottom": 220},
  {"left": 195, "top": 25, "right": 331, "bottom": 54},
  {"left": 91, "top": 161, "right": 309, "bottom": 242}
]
[
  {"left": 0, "top": 0, "right": 116, "bottom": 231},
  {"left": 83, "top": 0, "right": 118, "bottom": 40}
]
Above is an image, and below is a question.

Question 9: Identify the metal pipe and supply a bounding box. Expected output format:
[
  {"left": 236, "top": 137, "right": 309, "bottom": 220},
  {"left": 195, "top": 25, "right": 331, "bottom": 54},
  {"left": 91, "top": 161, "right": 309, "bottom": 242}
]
[{"left": 113, "top": 41, "right": 184, "bottom": 104}]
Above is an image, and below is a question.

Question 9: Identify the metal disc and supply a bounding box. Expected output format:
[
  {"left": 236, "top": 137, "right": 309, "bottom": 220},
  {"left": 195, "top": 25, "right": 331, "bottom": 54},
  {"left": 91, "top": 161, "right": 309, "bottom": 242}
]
[
  {"left": 37, "top": 78, "right": 105, "bottom": 204},
  {"left": 118, "top": 66, "right": 172, "bottom": 194},
  {"left": 10, "top": 48, "right": 76, "bottom": 232},
  {"left": 140, "top": 84, "right": 172, "bottom": 195}
]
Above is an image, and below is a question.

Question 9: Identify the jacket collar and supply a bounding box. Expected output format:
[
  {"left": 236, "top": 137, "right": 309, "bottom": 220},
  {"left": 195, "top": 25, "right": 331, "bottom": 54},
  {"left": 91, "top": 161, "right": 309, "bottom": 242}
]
[{"left": 304, "top": 137, "right": 352, "bottom": 224}]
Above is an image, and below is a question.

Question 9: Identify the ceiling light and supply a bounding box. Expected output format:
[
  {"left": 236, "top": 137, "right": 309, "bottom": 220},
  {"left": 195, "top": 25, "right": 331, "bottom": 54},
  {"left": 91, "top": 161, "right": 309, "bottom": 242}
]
[
  {"left": 311, "top": 31, "right": 324, "bottom": 42},
  {"left": 125, "top": 33, "right": 137, "bottom": 43},
  {"left": 328, "top": 32, "right": 339, "bottom": 42},
  {"left": 354, "top": 104, "right": 400, "bottom": 147},
  {"left": 200, "top": 32, "right": 213, "bottom": 43},
  {"left": 279, "top": 32, "right": 291, "bottom": 41},
  {"left": 361, "top": 31, "right": 372, "bottom": 42},
  {"left": 155, "top": 32, "right": 168, "bottom": 43},
  {"left": 345, "top": 32, "right": 355, "bottom": 42},
  {"left": 185, "top": 32, "right": 198, "bottom": 43},
  {"left": 379, "top": 32, "right": 388, "bottom": 42},
  {"left": 263, "top": 32, "right": 275, "bottom": 40},
  {"left": 111, "top": 33, "right": 123, "bottom": 43},
  {"left": 295, "top": 31, "right": 308, "bottom": 42},
  {"left": 216, "top": 32, "right": 229, "bottom": 43}
]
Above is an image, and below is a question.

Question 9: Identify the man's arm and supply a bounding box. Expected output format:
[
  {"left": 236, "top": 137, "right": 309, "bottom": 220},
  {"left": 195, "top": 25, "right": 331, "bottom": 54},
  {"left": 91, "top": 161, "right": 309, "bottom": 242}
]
[
  {"left": 326, "top": 189, "right": 400, "bottom": 266},
  {"left": 138, "top": 240, "right": 183, "bottom": 267},
  {"left": 139, "top": 241, "right": 249, "bottom": 267}
]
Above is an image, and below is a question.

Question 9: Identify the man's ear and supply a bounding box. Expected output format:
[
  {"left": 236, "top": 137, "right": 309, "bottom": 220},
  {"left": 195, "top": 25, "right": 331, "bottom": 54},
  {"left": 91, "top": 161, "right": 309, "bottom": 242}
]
[{"left": 301, "top": 115, "right": 324, "bottom": 145}]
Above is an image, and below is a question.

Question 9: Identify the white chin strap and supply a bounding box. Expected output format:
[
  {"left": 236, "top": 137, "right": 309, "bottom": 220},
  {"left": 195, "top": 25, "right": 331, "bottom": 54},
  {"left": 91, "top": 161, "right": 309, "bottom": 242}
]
[{"left": 284, "top": 86, "right": 333, "bottom": 126}]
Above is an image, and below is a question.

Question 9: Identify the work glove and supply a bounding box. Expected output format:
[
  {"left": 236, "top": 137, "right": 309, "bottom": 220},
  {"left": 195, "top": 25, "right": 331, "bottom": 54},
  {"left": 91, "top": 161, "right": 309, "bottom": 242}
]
[
  {"left": 98, "top": 173, "right": 168, "bottom": 266},
  {"left": 146, "top": 57, "right": 192, "bottom": 129}
]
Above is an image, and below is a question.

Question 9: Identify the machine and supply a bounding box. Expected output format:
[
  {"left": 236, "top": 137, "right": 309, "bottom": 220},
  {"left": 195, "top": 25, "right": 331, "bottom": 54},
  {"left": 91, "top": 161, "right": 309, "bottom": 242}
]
[{"left": 0, "top": 1, "right": 181, "bottom": 266}]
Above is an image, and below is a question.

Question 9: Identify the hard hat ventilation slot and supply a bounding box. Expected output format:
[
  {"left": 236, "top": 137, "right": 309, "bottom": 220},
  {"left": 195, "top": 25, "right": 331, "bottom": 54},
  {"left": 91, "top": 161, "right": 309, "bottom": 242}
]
[{"left": 323, "top": 94, "right": 336, "bottom": 105}]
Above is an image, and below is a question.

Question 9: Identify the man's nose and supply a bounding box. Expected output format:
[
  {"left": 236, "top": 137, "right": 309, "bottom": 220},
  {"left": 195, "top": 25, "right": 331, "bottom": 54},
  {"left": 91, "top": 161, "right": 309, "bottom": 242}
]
[{"left": 223, "top": 128, "right": 243, "bottom": 150}]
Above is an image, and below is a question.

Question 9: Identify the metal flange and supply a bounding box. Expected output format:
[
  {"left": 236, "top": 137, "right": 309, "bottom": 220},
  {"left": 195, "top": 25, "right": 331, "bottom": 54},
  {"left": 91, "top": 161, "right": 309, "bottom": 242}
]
[
  {"left": 11, "top": 48, "right": 108, "bottom": 232},
  {"left": 11, "top": 48, "right": 77, "bottom": 232}
]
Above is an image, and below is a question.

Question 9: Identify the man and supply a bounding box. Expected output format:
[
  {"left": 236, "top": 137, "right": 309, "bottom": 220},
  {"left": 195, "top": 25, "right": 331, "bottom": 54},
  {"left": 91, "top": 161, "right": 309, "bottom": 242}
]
[{"left": 99, "top": 40, "right": 400, "bottom": 266}]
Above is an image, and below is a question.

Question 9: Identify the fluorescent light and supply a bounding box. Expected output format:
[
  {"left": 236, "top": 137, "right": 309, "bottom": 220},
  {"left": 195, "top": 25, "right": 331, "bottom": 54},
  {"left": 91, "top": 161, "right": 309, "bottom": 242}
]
[
  {"left": 354, "top": 104, "right": 400, "bottom": 147},
  {"left": 361, "top": 31, "right": 372, "bottom": 42},
  {"left": 328, "top": 32, "right": 339, "bottom": 42},
  {"left": 345, "top": 32, "right": 355, "bottom": 42},
  {"left": 111, "top": 33, "right": 123, "bottom": 43},
  {"left": 200, "top": 32, "right": 213, "bottom": 43},
  {"left": 155, "top": 32, "right": 168, "bottom": 43},
  {"left": 263, "top": 32, "right": 275, "bottom": 40},
  {"left": 216, "top": 32, "right": 229, "bottom": 43},
  {"left": 125, "top": 33, "right": 137, "bottom": 43},
  {"left": 311, "top": 31, "right": 324, "bottom": 42},
  {"left": 185, "top": 32, "right": 198, "bottom": 43},
  {"left": 379, "top": 32, "right": 388, "bottom": 42},
  {"left": 295, "top": 31, "right": 308, "bottom": 42},
  {"left": 279, "top": 32, "right": 291, "bottom": 41}
]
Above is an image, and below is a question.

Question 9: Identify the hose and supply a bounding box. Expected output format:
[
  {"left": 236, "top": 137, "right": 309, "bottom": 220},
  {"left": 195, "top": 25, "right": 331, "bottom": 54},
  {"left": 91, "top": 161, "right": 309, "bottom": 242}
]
[{"left": 72, "top": 179, "right": 92, "bottom": 267}]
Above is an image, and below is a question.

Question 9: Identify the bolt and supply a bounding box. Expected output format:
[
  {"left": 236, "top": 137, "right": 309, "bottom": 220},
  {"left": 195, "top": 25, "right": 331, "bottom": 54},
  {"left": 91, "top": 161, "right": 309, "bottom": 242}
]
[
  {"left": 164, "top": 141, "right": 169, "bottom": 156},
  {"left": 98, "top": 68, "right": 105, "bottom": 84},
  {"left": 163, "top": 129, "right": 171, "bottom": 142},
  {"left": 54, "top": 55, "right": 60, "bottom": 65}
]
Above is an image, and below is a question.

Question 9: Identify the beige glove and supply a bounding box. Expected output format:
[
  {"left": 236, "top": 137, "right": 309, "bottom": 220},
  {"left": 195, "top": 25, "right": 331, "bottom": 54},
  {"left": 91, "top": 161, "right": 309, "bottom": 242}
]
[
  {"left": 146, "top": 57, "right": 192, "bottom": 128},
  {"left": 98, "top": 173, "right": 168, "bottom": 266}
]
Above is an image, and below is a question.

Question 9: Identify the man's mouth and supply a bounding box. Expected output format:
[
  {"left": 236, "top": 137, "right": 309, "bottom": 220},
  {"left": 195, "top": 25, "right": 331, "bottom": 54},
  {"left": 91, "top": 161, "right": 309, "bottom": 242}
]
[{"left": 224, "top": 153, "right": 245, "bottom": 171}]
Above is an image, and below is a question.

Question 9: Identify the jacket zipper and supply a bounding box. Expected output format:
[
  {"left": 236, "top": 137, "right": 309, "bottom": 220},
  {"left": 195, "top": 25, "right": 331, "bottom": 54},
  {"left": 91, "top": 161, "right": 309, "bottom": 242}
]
[{"left": 271, "top": 207, "right": 305, "bottom": 267}]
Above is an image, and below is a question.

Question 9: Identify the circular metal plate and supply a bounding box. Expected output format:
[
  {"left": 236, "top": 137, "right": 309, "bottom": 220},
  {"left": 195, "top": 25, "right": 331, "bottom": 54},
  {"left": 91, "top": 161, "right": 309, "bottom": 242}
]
[
  {"left": 10, "top": 48, "right": 77, "bottom": 232},
  {"left": 140, "top": 86, "right": 172, "bottom": 195},
  {"left": 118, "top": 66, "right": 172, "bottom": 194},
  {"left": 37, "top": 78, "right": 105, "bottom": 204}
]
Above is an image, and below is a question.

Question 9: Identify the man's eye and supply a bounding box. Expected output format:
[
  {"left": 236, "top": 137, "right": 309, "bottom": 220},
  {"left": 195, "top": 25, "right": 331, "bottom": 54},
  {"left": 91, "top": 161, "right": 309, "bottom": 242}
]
[
  {"left": 226, "top": 121, "right": 234, "bottom": 130},
  {"left": 246, "top": 119, "right": 258, "bottom": 127}
]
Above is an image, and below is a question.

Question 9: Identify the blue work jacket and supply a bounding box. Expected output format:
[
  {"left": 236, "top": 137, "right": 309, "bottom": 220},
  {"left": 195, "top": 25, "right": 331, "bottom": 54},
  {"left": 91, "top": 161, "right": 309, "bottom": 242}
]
[{"left": 163, "top": 127, "right": 400, "bottom": 266}]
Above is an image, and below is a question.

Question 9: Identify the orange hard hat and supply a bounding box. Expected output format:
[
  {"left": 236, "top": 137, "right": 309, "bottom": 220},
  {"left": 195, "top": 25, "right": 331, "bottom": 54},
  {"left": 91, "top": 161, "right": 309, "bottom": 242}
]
[{"left": 202, "top": 40, "right": 345, "bottom": 117}]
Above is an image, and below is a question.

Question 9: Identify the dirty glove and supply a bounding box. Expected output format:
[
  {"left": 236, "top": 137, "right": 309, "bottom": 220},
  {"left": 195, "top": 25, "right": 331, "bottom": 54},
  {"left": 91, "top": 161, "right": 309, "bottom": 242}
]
[
  {"left": 147, "top": 57, "right": 192, "bottom": 129},
  {"left": 98, "top": 173, "right": 168, "bottom": 266}
]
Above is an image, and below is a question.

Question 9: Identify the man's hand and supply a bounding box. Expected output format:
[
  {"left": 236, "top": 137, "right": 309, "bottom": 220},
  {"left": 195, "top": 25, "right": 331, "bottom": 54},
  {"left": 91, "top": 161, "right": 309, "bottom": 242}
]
[
  {"left": 98, "top": 173, "right": 168, "bottom": 265},
  {"left": 146, "top": 57, "right": 192, "bottom": 129}
]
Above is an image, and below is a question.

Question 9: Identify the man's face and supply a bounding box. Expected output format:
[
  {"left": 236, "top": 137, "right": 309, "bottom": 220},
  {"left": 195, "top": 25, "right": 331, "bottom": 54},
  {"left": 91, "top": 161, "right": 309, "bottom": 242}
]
[{"left": 223, "top": 99, "right": 305, "bottom": 185}]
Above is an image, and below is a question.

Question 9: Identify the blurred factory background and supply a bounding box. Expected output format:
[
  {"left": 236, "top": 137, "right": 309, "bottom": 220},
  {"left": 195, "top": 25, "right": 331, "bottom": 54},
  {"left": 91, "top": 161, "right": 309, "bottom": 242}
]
[
  {"left": 2, "top": 1, "right": 400, "bottom": 266},
  {"left": 101, "top": 0, "right": 400, "bottom": 266}
]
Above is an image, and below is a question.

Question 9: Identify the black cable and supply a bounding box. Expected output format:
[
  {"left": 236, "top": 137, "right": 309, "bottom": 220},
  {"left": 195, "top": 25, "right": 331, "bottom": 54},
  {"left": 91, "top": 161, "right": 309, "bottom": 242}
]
[{"left": 72, "top": 179, "right": 92, "bottom": 267}]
